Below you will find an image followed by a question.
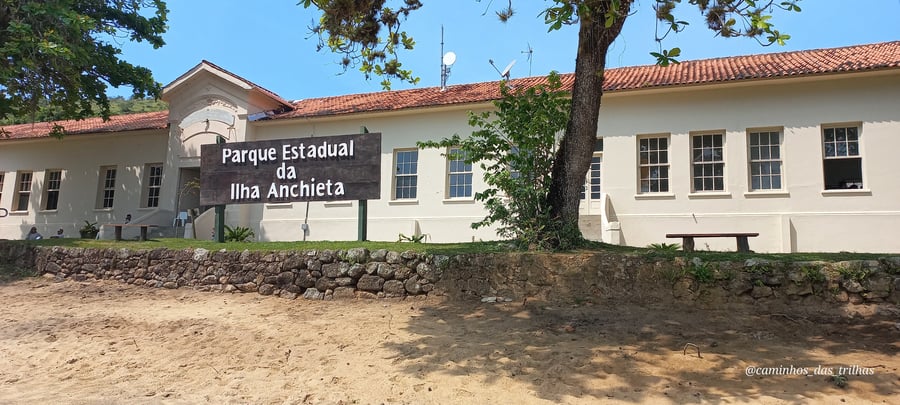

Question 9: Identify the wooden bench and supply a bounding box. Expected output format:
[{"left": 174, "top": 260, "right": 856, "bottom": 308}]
[
  {"left": 107, "top": 223, "right": 157, "bottom": 241},
  {"left": 666, "top": 232, "right": 759, "bottom": 253}
]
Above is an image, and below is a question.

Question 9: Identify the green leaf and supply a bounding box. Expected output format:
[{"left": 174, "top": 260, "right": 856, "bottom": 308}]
[
  {"left": 777, "top": 33, "right": 791, "bottom": 46},
  {"left": 0, "top": 0, "right": 167, "bottom": 130}
]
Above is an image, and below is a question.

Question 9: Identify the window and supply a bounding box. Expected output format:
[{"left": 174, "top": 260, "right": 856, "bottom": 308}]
[
  {"left": 822, "top": 125, "right": 863, "bottom": 190},
  {"left": 12, "top": 172, "right": 33, "bottom": 212},
  {"left": 508, "top": 145, "right": 537, "bottom": 181},
  {"left": 581, "top": 139, "right": 604, "bottom": 199},
  {"left": 509, "top": 146, "right": 522, "bottom": 180},
  {"left": 638, "top": 136, "right": 670, "bottom": 193},
  {"left": 447, "top": 147, "right": 472, "bottom": 198},
  {"left": 393, "top": 149, "right": 418, "bottom": 199},
  {"left": 692, "top": 133, "right": 725, "bottom": 192},
  {"left": 97, "top": 166, "right": 117, "bottom": 209},
  {"left": 144, "top": 164, "right": 163, "bottom": 208},
  {"left": 43, "top": 170, "right": 62, "bottom": 210},
  {"left": 748, "top": 131, "right": 783, "bottom": 191}
]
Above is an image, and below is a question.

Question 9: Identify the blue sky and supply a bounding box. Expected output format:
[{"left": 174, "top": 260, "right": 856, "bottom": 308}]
[{"left": 109, "top": 0, "right": 900, "bottom": 101}]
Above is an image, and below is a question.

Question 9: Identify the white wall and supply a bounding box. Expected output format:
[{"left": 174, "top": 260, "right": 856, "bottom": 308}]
[
  {"left": 242, "top": 106, "right": 500, "bottom": 243},
  {"left": 0, "top": 130, "right": 170, "bottom": 239},
  {"left": 598, "top": 72, "right": 900, "bottom": 253}
]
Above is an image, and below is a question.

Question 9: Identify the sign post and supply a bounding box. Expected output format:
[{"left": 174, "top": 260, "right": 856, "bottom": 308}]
[
  {"left": 214, "top": 135, "right": 225, "bottom": 242},
  {"left": 358, "top": 126, "right": 369, "bottom": 242}
]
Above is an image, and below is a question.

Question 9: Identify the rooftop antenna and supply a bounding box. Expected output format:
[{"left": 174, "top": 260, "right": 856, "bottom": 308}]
[
  {"left": 521, "top": 43, "right": 533, "bottom": 76},
  {"left": 489, "top": 59, "right": 516, "bottom": 80},
  {"left": 440, "top": 26, "right": 456, "bottom": 91}
]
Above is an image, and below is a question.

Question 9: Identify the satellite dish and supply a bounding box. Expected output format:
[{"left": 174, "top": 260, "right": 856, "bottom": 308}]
[
  {"left": 501, "top": 59, "right": 517, "bottom": 78},
  {"left": 442, "top": 51, "right": 457, "bottom": 66}
]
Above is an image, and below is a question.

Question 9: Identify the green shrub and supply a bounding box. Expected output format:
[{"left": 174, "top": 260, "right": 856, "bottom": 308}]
[
  {"left": 398, "top": 233, "right": 426, "bottom": 243},
  {"left": 689, "top": 261, "right": 714, "bottom": 283},
  {"left": 801, "top": 265, "right": 826, "bottom": 283},
  {"left": 830, "top": 374, "right": 848, "bottom": 388},
  {"left": 79, "top": 221, "right": 99, "bottom": 239},
  {"left": 835, "top": 262, "right": 872, "bottom": 282},
  {"left": 647, "top": 242, "right": 681, "bottom": 252},
  {"left": 417, "top": 72, "right": 571, "bottom": 250},
  {"left": 224, "top": 225, "right": 255, "bottom": 242}
]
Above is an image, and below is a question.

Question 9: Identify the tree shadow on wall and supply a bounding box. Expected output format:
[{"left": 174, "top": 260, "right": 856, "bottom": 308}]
[{"left": 381, "top": 299, "right": 899, "bottom": 403}]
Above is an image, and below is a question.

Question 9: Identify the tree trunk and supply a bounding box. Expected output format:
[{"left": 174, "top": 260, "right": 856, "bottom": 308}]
[{"left": 546, "top": 1, "right": 630, "bottom": 244}]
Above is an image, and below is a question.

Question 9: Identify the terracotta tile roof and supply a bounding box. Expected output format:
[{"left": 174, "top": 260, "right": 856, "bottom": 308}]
[
  {"left": 2, "top": 41, "right": 898, "bottom": 141},
  {"left": 0, "top": 111, "right": 168, "bottom": 141},
  {"left": 277, "top": 75, "right": 575, "bottom": 119},
  {"left": 603, "top": 40, "right": 900, "bottom": 91},
  {"left": 277, "top": 40, "right": 900, "bottom": 120}
]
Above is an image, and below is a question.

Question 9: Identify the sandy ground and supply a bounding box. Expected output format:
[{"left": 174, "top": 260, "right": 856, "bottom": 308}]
[{"left": 0, "top": 278, "right": 897, "bottom": 404}]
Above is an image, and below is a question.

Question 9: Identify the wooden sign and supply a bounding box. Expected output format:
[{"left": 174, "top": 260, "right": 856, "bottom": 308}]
[{"left": 200, "top": 133, "right": 381, "bottom": 205}]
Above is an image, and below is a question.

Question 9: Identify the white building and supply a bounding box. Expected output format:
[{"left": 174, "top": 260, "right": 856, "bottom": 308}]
[{"left": 1, "top": 41, "right": 898, "bottom": 253}]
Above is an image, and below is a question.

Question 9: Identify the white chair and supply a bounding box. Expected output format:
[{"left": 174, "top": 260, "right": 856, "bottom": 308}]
[{"left": 173, "top": 211, "right": 189, "bottom": 227}]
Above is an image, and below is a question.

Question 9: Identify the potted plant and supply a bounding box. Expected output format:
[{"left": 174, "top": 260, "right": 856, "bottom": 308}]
[{"left": 79, "top": 221, "right": 99, "bottom": 239}]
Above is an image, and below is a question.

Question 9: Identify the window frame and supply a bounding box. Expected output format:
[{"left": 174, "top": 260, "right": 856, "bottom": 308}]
[
  {"left": 821, "top": 123, "right": 864, "bottom": 191},
  {"left": 580, "top": 138, "right": 604, "bottom": 200},
  {"left": 690, "top": 131, "right": 726, "bottom": 193},
  {"left": 637, "top": 134, "right": 670, "bottom": 194},
  {"left": 96, "top": 166, "right": 118, "bottom": 209},
  {"left": 142, "top": 163, "right": 164, "bottom": 208},
  {"left": 42, "top": 169, "right": 63, "bottom": 211},
  {"left": 392, "top": 148, "right": 419, "bottom": 200},
  {"left": 445, "top": 147, "right": 473, "bottom": 199},
  {"left": 12, "top": 171, "right": 33, "bottom": 212},
  {"left": 747, "top": 128, "right": 784, "bottom": 192}
]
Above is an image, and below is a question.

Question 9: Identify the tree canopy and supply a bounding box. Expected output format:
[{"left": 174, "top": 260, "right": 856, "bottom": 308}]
[
  {"left": 303, "top": 0, "right": 801, "bottom": 248},
  {"left": 0, "top": 95, "right": 168, "bottom": 126},
  {"left": 419, "top": 72, "right": 571, "bottom": 249},
  {"left": 0, "top": 0, "right": 168, "bottom": 128}
]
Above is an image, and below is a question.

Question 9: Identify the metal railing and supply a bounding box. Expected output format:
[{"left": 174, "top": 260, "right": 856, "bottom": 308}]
[{"left": 0, "top": 208, "right": 7, "bottom": 218}]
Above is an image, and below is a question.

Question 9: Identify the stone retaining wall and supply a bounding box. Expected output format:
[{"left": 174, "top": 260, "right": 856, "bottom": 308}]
[
  {"left": 436, "top": 253, "right": 900, "bottom": 311},
  {"left": 1, "top": 242, "right": 898, "bottom": 311},
  {"left": 31, "top": 246, "right": 445, "bottom": 300}
]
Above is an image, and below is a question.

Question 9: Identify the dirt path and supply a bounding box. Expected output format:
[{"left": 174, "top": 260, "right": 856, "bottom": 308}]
[{"left": 0, "top": 278, "right": 897, "bottom": 404}]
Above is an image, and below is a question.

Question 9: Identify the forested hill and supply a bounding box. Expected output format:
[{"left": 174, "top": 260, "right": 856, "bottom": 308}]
[{"left": 0, "top": 97, "right": 168, "bottom": 125}]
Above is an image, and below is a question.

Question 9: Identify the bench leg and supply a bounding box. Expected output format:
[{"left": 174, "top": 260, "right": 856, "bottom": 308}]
[
  {"left": 140, "top": 226, "right": 148, "bottom": 241},
  {"left": 736, "top": 236, "right": 750, "bottom": 253},
  {"left": 681, "top": 237, "right": 695, "bottom": 252},
  {"left": 114, "top": 226, "right": 122, "bottom": 241}
]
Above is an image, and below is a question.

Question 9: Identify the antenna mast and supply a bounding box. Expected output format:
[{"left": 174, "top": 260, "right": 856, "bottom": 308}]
[
  {"left": 440, "top": 26, "right": 456, "bottom": 91},
  {"left": 522, "top": 43, "right": 534, "bottom": 76}
]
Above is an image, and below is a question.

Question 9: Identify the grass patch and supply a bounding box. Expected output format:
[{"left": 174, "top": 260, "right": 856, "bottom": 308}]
[
  {"left": 579, "top": 240, "right": 888, "bottom": 263},
  {"left": 8, "top": 238, "right": 895, "bottom": 263},
  {"left": 21, "top": 238, "right": 511, "bottom": 255}
]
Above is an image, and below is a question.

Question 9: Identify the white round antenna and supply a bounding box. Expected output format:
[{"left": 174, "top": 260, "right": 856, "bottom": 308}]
[
  {"left": 501, "top": 59, "right": 517, "bottom": 78},
  {"left": 443, "top": 51, "right": 457, "bottom": 66}
]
